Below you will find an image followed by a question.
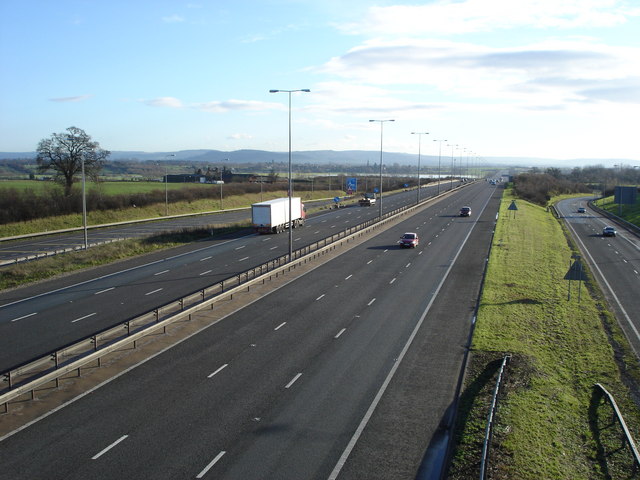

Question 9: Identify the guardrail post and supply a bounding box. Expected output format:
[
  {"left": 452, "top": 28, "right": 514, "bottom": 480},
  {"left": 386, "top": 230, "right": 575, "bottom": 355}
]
[
  {"left": 180, "top": 298, "right": 184, "bottom": 311},
  {"left": 154, "top": 309, "right": 159, "bottom": 322}
]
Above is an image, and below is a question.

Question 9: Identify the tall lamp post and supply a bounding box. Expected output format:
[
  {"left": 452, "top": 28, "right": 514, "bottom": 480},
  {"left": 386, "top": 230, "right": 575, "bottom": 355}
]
[
  {"left": 447, "top": 144, "right": 457, "bottom": 191},
  {"left": 165, "top": 153, "right": 175, "bottom": 216},
  {"left": 80, "top": 156, "right": 88, "bottom": 250},
  {"left": 433, "top": 139, "right": 447, "bottom": 195},
  {"left": 269, "top": 88, "right": 310, "bottom": 262},
  {"left": 370, "top": 119, "right": 395, "bottom": 218},
  {"left": 411, "top": 131, "right": 429, "bottom": 204}
]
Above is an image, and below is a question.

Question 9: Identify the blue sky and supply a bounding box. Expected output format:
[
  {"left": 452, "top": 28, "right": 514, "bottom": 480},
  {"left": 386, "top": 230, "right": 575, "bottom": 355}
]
[{"left": 1, "top": 0, "right": 639, "bottom": 164}]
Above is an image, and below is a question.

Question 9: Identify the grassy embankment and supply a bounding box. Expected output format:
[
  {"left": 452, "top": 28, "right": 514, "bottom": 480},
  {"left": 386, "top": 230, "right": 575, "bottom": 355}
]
[
  {"left": 448, "top": 188, "right": 640, "bottom": 479},
  {"left": 595, "top": 195, "right": 640, "bottom": 227}
]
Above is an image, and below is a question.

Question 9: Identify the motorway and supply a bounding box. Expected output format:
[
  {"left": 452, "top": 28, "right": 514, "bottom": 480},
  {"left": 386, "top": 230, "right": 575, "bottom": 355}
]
[
  {"left": 0, "top": 181, "right": 500, "bottom": 479},
  {"left": 0, "top": 183, "right": 464, "bottom": 371},
  {"left": 556, "top": 197, "right": 640, "bottom": 355}
]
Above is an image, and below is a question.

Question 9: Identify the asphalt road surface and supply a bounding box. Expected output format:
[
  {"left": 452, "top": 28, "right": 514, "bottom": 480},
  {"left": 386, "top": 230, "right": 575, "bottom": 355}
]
[
  {"left": 556, "top": 197, "right": 640, "bottom": 356},
  {"left": 0, "top": 182, "right": 469, "bottom": 371},
  {"left": 0, "top": 182, "right": 501, "bottom": 480}
]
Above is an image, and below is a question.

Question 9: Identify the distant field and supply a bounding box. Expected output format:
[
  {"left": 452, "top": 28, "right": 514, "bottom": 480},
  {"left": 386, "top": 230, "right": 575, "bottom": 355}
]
[{"left": 0, "top": 179, "right": 216, "bottom": 195}]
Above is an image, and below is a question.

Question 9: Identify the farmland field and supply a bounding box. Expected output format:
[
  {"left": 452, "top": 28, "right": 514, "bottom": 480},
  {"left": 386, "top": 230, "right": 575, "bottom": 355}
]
[{"left": 0, "top": 179, "right": 214, "bottom": 195}]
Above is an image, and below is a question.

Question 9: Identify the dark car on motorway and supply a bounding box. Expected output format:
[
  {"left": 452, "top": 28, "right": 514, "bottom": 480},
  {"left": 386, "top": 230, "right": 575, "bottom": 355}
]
[
  {"left": 399, "top": 232, "right": 419, "bottom": 248},
  {"left": 577, "top": 207, "right": 586, "bottom": 213},
  {"left": 459, "top": 206, "right": 471, "bottom": 217},
  {"left": 602, "top": 226, "right": 617, "bottom": 237}
]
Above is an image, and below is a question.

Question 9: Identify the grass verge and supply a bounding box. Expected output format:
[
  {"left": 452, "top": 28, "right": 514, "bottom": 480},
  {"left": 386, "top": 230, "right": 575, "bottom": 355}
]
[{"left": 447, "top": 187, "right": 640, "bottom": 479}]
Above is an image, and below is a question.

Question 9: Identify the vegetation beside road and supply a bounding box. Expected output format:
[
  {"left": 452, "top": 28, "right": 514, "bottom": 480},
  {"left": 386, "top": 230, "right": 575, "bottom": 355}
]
[
  {"left": 595, "top": 195, "right": 640, "bottom": 228},
  {"left": 448, "top": 187, "right": 640, "bottom": 479},
  {"left": 0, "top": 187, "right": 347, "bottom": 237}
]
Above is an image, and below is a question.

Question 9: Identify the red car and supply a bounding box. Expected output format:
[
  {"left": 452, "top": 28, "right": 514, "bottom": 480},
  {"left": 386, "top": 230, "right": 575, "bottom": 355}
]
[{"left": 399, "top": 232, "right": 419, "bottom": 248}]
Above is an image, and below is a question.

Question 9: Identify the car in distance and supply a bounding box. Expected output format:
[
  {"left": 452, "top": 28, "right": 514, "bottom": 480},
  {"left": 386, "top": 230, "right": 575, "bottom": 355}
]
[
  {"left": 459, "top": 206, "right": 471, "bottom": 217},
  {"left": 602, "top": 226, "right": 617, "bottom": 237},
  {"left": 577, "top": 207, "right": 586, "bottom": 213},
  {"left": 399, "top": 232, "right": 419, "bottom": 248}
]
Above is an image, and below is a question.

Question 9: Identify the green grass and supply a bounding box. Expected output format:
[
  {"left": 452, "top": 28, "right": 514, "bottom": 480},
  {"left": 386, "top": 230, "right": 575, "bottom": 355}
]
[
  {"left": 448, "top": 188, "right": 640, "bottom": 479},
  {"left": 0, "top": 179, "right": 216, "bottom": 195},
  {"left": 595, "top": 195, "right": 640, "bottom": 227}
]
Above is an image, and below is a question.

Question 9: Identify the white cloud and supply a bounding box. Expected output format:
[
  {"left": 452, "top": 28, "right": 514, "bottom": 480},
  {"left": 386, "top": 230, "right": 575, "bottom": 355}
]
[
  {"left": 49, "top": 94, "right": 92, "bottom": 102},
  {"left": 316, "top": 38, "right": 640, "bottom": 107},
  {"left": 195, "top": 99, "right": 281, "bottom": 112},
  {"left": 338, "top": 0, "right": 638, "bottom": 36},
  {"left": 228, "top": 133, "right": 253, "bottom": 140},
  {"left": 162, "top": 14, "right": 185, "bottom": 23},
  {"left": 145, "top": 97, "right": 184, "bottom": 108}
]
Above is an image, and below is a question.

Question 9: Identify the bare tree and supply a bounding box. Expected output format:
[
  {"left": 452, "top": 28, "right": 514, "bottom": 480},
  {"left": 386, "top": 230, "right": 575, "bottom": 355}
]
[{"left": 36, "top": 126, "right": 110, "bottom": 196}]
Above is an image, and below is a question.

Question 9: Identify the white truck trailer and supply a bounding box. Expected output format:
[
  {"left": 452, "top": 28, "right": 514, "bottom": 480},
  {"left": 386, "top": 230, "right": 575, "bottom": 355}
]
[{"left": 252, "top": 197, "right": 306, "bottom": 234}]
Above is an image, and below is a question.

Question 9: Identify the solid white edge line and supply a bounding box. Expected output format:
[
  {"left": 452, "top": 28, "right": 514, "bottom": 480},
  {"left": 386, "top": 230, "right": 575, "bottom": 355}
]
[
  {"left": 91, "top": 435, "right": 129, "bottom": 460},
  {"left": 11, "top": 312, "right": 37, "bottom": 322},
  {"left": 196, "top": 451, "right": 226, "bottom": 478},
  {"left": 285, "top": 373, "right": 302, "bottom": 389},
  {"left": 328, "top": 183, "right": 493, "bottom": 480},
  {"left": 207, "top": 364, "right": 228, "bottom": 379}
]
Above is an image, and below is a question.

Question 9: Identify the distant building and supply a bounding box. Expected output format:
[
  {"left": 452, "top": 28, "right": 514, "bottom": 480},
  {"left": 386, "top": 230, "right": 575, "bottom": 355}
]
[{"left": 164, "top": 174, "right": 206, "bottom": 183}]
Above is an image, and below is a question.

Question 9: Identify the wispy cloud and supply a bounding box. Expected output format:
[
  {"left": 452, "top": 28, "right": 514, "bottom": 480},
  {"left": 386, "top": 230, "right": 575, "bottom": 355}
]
[
  {"left": 144, "top": 97, "right": 280, "bottom": 112},
  {"left": 316, "top": 38, "right": 640, "bottom": 107},
  {"left": 49, "top": 95, "right": 92, "bottom": 102},
  {"left": 337, "top": 0, "right": 639, "bottom": 36},
  {"left": 145, "top": 97, "right": 184, "bottom": 108},
  {"left": 162, "top": 14, "right": 185, "bottom": 23},
  {"left": 228, "top": 133, "right": 253, "bottom": 140}
]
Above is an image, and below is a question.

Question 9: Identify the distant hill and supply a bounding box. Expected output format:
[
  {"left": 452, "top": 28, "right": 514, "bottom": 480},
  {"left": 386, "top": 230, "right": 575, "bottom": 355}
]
[{"left": 0, "top": 149, "right": 636, "bottom": 168}]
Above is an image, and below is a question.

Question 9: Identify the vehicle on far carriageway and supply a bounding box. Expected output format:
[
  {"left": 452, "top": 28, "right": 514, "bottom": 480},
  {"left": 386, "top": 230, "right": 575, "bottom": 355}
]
[{"left": 252, "top": 197, "right": 306, "bottom": 234}]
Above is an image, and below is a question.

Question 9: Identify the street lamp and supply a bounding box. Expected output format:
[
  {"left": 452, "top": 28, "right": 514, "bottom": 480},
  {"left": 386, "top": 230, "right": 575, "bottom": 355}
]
[
  {"left": 411, "top": 131, "right": 429, "bottom": 204},
  {"left": 433, "top": 139, "right": 447, "bottom": 195},
  {"left": 80, "top": 156, "right": 88, "bottom": 250},
  {"left": 447, "top": 144, "right": 458, "bottom": 191},
  {"left": 269, "top": 88, "right": 310, "bottom": 262},
  {"left": 165, "top": 154, "right": 175, "bottom": 216},
  {"left": 370, "top": 119, "right": 395, "bottom": 218}
]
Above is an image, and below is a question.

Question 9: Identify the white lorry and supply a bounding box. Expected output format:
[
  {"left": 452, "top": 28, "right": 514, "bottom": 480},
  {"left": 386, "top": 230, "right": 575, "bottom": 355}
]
[
  {"left": 252, "top": 197, "right": 306, "bottom": 234},
  {"left": 358, "top": 193, "right": 377, "bottom": 206}
]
